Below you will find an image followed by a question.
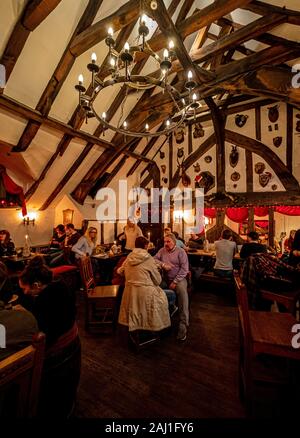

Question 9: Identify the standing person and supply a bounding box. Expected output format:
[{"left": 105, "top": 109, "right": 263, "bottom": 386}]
[
  {"left": 240, "top": 231, "right": 267, "bottom": 259},
  {"left": 122, "top": 218, "right": 143, "bottom": 252},
  {"left": 214, "top": 229, "right": 237, "bottom": 278},
  {"left": 289, "top": 229, "right": 300, "bottom": 267},
  {"left": 71, "top": 227, "right": 97, "bottom": 260},
  {"left": 118, "top": 236, "right": 170, "bottom": 333},
  {"left": 154, "top": 233, "right": 189, "bottom": 341},
  {"left": 0, "top": 229, "right": 15, "bottom": 257},
  {"left": 284, "top": 230, "right": 296, "bottom": 253}
]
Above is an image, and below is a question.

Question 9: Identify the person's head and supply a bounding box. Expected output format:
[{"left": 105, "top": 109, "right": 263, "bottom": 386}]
[
  {"left": 85, "top": 227, "right": 97, "bottom": 244},
  {"left": 135, "top": 236, "right": 149, "bottom": 249},
  {"left": 164, "top": 233, "right": 176, "bottom": 251},
  {"left": 164, "top": 227, "right": 171, "bottom": 236},
  {"left": 19, "top": 256, "right": 52, "bottom": 295},
  {"left": 0, "top": 230, "right": 10, "bottom": 244},
  {"left": 56, "top": 224, "right": 65, "bottom": 236},
  {"left": 127, "top": 218, "right": 135, "bottom": 228},
  {"left": 65, "top": 223, "right": 75, "bottom": 235},
  {"left": 221, "top": 229, "right": 232, "bottom": 240},
  {"left": 290, "top": 230, "right": 296, "bottom": 239},
  {"left": 247, "top": 231, "right": 259, "bottom": 242}
]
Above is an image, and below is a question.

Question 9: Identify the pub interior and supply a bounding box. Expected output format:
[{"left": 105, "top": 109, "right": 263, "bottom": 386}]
[{"left": 1, "top": 0, "right": 300, "bottom": 426}]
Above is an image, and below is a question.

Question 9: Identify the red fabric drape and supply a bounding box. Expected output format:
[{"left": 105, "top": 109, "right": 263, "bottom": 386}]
[
  {"left": 204, "top": 208, "right": 216, "bottom": 218},
  {"left": 275, "top": 206, "right": 300, "bottom": 216},
  {"left": 226, "top": 207, "right": 249, "bottom": 223},
  {"left": 1, "top": 171, "right": 27, "bottom": 215},
  {"left": 254, "top": 206, "right": 269, "bottom": 217}
]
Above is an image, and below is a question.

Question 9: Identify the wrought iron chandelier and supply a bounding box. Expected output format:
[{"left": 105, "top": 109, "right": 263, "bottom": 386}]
[{"left": 75, "top": 10, "right": 202, "bottom": 138}]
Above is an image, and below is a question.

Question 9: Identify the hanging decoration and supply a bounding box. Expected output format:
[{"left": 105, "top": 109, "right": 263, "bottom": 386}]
[
  {"left": 193, "top": 162, "right": 200, "bottom": 173},
  {"left": 196, "top": 171, "right": 215, "bottom": 193},
  {"left": 162, "top": 177, "right": 168, "bottom": 184},
  {"left": 254, "top": 206, "right": 269, "bottom": 217},
  {"left": 193, "top": 123, "right": 204, "bottom": 138},
  {"left": 268, "top": 105, "right": 279, "bottom": 123},
  {"left": 159, "top": 150, "right": 165, "bottom": 159},
  {"left": 273, "top": 136, "right": 282, "bottom": 147},
  {"left": 177, "top": 147, "right": 184, "bottom": 158},
  {"left": 226, "top": 207, "right": 249, "bottom": 223},
  {"left": 204, "top": 155, "right": 212, "bottom": 163},
  {"left": 254, "top": 162, "right": 265, "bottom": 174},
  {"left": 161, "top": 164, "right": 166, "bottom": 174},
  {"left": 0, "top": 165, "right": 27, "bottom": 215},
  {"left": 175, "top": 126, "right": 185, "bottom": 144},
  {"left": 235, "top": 114, "right": 248, "bottom": 128},
  {"left": 271, "top": 184, "right": 278, "bottom": 191},
  {"left": 259, "top": 172, "right": 272, "bottom": 187},
  {"left": 230, "top": 171, "right": 240, "bottom": 182},
  {"left": 229, "top": 145, "right": 239, "bottom": 167},
  {"left": 177, "top": 154, "right": 191, "bottom": 187}
]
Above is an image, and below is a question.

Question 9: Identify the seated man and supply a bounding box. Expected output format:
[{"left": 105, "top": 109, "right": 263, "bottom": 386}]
[
  {"left": 214, "top": 229, "right": 237, "bottom": 278},
  {"left": 240, "top": 231, "right": 267, "bottom": 259},
  {"left": 187, "top": 232, "right": 204, "bottom": 249},
  {"left": 154, "top": 233, "right": 189, "bottom": 341}
]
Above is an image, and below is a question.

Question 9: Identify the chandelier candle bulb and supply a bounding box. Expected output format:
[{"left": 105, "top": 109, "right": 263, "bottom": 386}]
[
  {"left": 78, "top": 74, "right": 83, "bottom": 84},
  {"left": 108, "top": 27, "right": 113, "bottom": 36},
  {"left": 91, "top": 52, "right": 97, "bottom": 62},
  {"left": 145, "top": 123, "right": 149, "bottom": 131},
  {"left": 124, "top": 42, "right": 130, "bottom": 52},
  {"left": 169, "top": 40, "right": 174, "bottom": 50}
]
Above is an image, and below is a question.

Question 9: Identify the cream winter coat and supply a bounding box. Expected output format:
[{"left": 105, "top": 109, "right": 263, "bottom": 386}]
[{"left": 118, "top": 248, "right": 171, "bottom": 332}]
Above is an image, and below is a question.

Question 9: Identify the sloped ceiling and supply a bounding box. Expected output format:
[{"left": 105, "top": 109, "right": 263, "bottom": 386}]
[{"left": 0, "top": 0, "right": 300, "bottom": 210}]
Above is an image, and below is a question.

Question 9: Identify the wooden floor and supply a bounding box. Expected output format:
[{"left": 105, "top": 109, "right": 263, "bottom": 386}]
[{"left": 74, "top": 288, "right": 245, "bottom": 418}]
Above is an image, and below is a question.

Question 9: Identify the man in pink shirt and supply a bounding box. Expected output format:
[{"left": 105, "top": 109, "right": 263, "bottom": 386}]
[{"left": 154, "top": 234, "right": 189, "bottom": 341}]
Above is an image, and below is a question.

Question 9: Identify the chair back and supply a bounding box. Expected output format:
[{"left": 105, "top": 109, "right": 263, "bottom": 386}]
[
  {"left": 234, "top": 272, "right": 252, "bottom": 344},
  {"left": 78, "top": 256, "right": 95, "bottom": 291},
  {"left": 0, "top": 332, "right": 45, "bottom": 418}
]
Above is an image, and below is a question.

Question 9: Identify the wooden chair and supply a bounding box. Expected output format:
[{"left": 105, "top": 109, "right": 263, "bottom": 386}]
[
  {"left": 234, "top": 273, "right": 300, "bottom": 416},
  {"left": 78, "top": 256, "right": 119, "bottom": 331},
  {"left": 0, "top": 333, "right": 45, "bottom": 418}
]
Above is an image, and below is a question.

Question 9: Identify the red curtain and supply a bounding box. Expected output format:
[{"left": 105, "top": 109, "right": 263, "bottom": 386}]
[
  {"left": 204, "top": 208, "right": 216, "bottom": 218},
  {"left": 226, "top": 207, "right": 249, "bottom": 223},
  {"left": 275, "top": 206, "right": 300, "bottom": 216},
  {"left": 254, "top": 206, "right": 269, "bottom": 217},
  {"left": 1, "top": 169, "right": 27, "bottom": 215}
]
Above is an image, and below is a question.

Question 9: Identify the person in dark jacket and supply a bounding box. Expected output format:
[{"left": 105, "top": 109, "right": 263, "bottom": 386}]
[
  {"left": 240, "top": 231, "right": 267, "bottom": 259},
  {"left": 18, "top": 256, "right": 76, "bottom": 347},
  {"left": 0, "top": 229, "right": 15, "bottom": 257}
]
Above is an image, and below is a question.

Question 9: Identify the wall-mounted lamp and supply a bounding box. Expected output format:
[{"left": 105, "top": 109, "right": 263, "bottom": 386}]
[{"left": 18, "top": 211, "right": 37, "bottom": 226}]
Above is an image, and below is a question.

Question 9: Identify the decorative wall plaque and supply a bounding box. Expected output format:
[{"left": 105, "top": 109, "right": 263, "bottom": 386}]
[
  {"left": 273, "top": 136, "right": 282, "bottom": 147},
  {"left": 231, "top": 171, "right": 240, "bottom": 181},
  {"left": 229, "top": 146, "right": 239, "bottom": 167},
  {"left": 235, "top": 114, "right": 248, "bottom": 127},
  {"left": 259, "top": 172, "right": 272, "bottom": 187},
  {"left": 204, "top": 155, "right": 212, "bottom": 163},
  {"left": 255, "top": 162, "right": 265, "bottom": 174},
  {"left": 268, "top": 105, "right": 279, "bottom": 123}
]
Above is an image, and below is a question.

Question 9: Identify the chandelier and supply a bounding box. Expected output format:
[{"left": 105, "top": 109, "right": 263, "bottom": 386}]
[{"left": 75, "top": 11, "right": 202, "bottom": 138}]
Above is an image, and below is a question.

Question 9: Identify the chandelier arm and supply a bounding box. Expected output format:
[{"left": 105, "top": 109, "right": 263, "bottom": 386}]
[{"left": 89, "top": 102, "right": 187, "bottom": 138}]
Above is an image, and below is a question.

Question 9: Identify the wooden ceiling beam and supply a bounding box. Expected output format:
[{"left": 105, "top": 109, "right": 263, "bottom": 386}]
[
  {"left": 192, "top": 13, "right": 286, "bottom": 65},
  {"left": 242, "top": 0, "right": 300, "bottom": 26},
  {"left": 69, "top": 0, "right": 139, "bottom": 57},
  {"left": 0, "top": 94, "right": 152, "bottom": 163},
  {"left": 133, "top": 0, "right": 253, "bottom": 62},
  {"left": 11, "top": 0, "right": 103, "bottom": 153},
  {"left": 204, "top": 191, "right": 300, "bottom": 208},
  {"left": 0, "top": 0, "right": 62, "bottom": 83},
  {"left": 175, "top": 0, "right": 195, "bottom": 25}
]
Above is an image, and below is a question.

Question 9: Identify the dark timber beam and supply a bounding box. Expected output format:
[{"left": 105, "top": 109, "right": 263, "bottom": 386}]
[
  {"left": 69, "top": 0, "right": 139, "bottom": 57},
  {"left": 0, "top": 0, "right": 62, "bottom": 82},
  {"left": 225, "top": 130, "right": 299, "bottom": 191}
]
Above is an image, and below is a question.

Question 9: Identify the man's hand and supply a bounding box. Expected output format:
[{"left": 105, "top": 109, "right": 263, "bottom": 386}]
[
  {"left": 169, "top": 282, "right": 177, "bottom": 290},
  {"left": 162, "top": 263, "right": 173, "bottom": 271}
]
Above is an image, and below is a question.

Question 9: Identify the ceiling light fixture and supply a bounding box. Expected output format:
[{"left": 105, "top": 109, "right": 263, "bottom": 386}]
[{"left": 75, "top": 4, "right": 202, "bottom": 138}]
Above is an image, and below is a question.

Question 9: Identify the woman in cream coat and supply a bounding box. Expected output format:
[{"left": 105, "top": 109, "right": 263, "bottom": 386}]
[{"left": 118, "top": 236, "right": 170, "bottom": 332}]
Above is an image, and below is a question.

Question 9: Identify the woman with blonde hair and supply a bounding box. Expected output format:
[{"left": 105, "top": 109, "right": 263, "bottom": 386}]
[{"left": 72, "top": 226, "right": 97, "bottom": 260}]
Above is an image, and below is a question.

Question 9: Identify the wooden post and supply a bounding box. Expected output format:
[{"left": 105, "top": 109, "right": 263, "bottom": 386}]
[
  {"left": 268, "top": 207, "right": 275, "bottom": 248},
  {"left": 216, "top": 209, "right": 225, "bottom": 227},
  {"left": 248, "top": 206, "right": 255, "bottom": 232}
]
